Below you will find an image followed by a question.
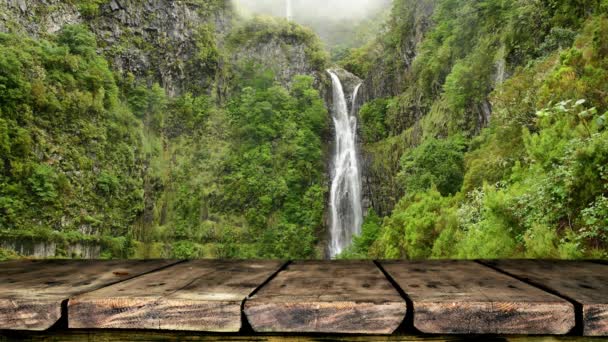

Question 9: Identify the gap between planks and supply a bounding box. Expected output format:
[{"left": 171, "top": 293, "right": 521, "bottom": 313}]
[
  {"left": 68, "top": 260, "right": 287, "bottom": 331},
  {"left": 479, "top": 260, "right": 608, "bottom": 336},
  {"left": 374, "top": 260, "right": 417, "bottom": 334},
  {"left": 477, "top": 260, "right": 585, "bottom": 335},
  {"left": 0, "top": 260, "right": 183, "bottom": 331},
  {"left": 240, "top": 260, "right": 292, "bottom": 333}
]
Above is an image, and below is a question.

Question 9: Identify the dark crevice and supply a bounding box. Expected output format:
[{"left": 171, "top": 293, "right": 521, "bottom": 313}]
[
  {"left": 373, "top": 260, "right": 420, "bottom": 335},
  {"left": 590, "top": 259, "right": 608, "bottom": 266},
  {"left": 476, "top": 260, "right": 584, "bottom": 336},
  {"left": 240, "top": 260, "right": 292, "bottom": 334},
  {"left": 47, "top": 299, "right": 68, "bottom": 331}
]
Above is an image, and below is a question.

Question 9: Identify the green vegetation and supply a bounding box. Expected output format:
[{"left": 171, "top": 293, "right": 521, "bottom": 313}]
[
  {"left": 2, "top": 0, "right": 607, "bottom": 260},
  {"left": 228, "top": 16, "right": 329, "bottom": 72},
  {"left": 339, "top": 0, "right": 608, "bottom": 259},
  {"left": 141, "top": 70, "right": 329, "bottom": 259},
  {"left": 0, "top": 25, "right": 141, "bottom": 258},
  {"left": 0, "top": 10, "right": 329, "bottom": 259},
  {"left": 359, "top": 99, "right": 391, "bottom": 143},
  {"left": 220, "top": 73, "right": 328, "bottom": 258},
  {"left": 0, "top": 247, "right": 19, "bottom": 261},
  {"left": 398, "top": 136, "right": 466, "bottom": 196},
  {"left": 73, "top": 0, "right": 109, "bottom": 17}
]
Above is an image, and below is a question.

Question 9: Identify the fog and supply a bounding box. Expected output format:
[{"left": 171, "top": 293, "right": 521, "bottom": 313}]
[
  {"left": 233, "top": 0, "right": 392, "bottom": 49},
  {"left": 234, "top": 0, "right": 391, "bottom": 21}
]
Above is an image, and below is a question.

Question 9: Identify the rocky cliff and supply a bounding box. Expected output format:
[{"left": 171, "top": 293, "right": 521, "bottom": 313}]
[
  {"left": 357, "top": 0, "right": 436, "bottom": 105},
  {"left": 1, "top": 0, "right": 233, "bottom": 96},
  {"left": 1, "top": 1, "right": 328, "bottom": 97}
]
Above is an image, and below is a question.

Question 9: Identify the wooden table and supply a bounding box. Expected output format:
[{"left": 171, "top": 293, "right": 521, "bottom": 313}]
[{"left": 0, "top": 259, "right": 606, "bottom": 337}]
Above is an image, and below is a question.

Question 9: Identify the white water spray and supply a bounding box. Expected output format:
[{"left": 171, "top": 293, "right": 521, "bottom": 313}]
[{"left": 328, "top": 70, "right": 363, "bottom": 258}]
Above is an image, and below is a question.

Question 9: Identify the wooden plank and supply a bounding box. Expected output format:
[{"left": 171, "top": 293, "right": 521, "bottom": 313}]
[
  {"left": 4, "top": 330, "right": 608, "bottom": 342},
  {"left": 0, "top": 330, "right": 521, "bottom": 342},
  {"left": 68, "top": 260, "right": 284, "bottom": 332},
  {"left": 484, "top": 260, "right": 608, "bottom": 336},
  {"left": 0, "top": 259, "right": 177, "bottom": 331},
  {"left": 12, "top": 331, "right": 602, "bottom": 342},
  {"left": 244, "top": 261, "right": 407, "bottom": 334},
  {"left": 380, "top": 260, "right": 575, "bottom": 335}
]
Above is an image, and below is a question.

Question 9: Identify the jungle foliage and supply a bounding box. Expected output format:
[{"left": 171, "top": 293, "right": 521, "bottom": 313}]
[
  {"left": 339, "top": 0, "right": 608, "bottom": 259},
  {"left": 0, "top": 14, "right": 329, "bottom": 260},
  {"left": 2, "top": 0, "right": 608, "bottom": 260}
]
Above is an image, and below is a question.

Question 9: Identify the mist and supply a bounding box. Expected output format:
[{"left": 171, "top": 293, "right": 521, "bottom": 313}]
[
  {"left": 234, "top": 0, "right": 390, "bottom": 21},
  {"left": 233, "top": 0, "right": 392, "bottom": 50}
]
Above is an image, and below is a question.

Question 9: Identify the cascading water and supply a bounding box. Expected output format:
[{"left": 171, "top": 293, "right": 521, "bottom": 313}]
[{"left": 328, "top": 70, "right": 363, "bottom": 258}]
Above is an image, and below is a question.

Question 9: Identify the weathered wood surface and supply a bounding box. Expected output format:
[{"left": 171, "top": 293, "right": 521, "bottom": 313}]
[
  {"left": 4, "top": 331, "right": 607, "bottom": 342},
  {"left": 244, "top": 261, "right": 407, "bottom": 334},
  {"left": 0, "top": 259, "right": 177, "bottom": 331},
  {"left": 484, "top": 260, "right": 608, "bottom": 336},
  {"left": 69, "top": 260, "right": 284, "bottom": 332},
  {"left": 380, "top": 260, "right": 575, "bottom": 335},
  {"left": 2, "top": 259, "right": 606, "bottom": 336}
]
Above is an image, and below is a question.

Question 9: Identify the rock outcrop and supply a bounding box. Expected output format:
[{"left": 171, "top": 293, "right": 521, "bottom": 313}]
[
  {"left": 1, "top": 0, "right": 235, "bottom": 96},
  {"left": 358, "top": 0, "right": 436, "bottom": 105}
]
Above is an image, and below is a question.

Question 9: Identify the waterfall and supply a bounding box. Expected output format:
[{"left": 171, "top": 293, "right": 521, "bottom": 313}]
[
  {"left": 495, "top": 44, "right": 506, "bottom": 85},
  {"left": 327, "top": 70, "right": 363, "bottom": 258},
  {"left": 286, "top": 0, "right": 293, "bottom": 21}
]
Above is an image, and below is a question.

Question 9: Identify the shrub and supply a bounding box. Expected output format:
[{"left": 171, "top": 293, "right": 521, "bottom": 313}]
[
  {"left": 399, "top": 136, "right": 467, "bottom": 196},
  {"left": 359, "top": 99, "right": 390, "bottom": 143}
]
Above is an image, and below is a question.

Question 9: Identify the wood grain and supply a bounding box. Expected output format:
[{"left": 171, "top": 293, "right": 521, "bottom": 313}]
[
  {"left": 3, "top": 330, "right": 568, "bottom": 342},
  {"left": 68, "top": 260, "right": 284, "bottom": 332},
  {"left": 380, "top": 260, "right": 575, "bottom": 335},
  {"left": 0, "top": 259, "right": 177, "bottom": 331},
  {"left": 484, "top": 260, "right": 608, "bottom": 336},
  {"left": 244, "top": 261, "right": 407, "bottom": 334},
  {"left": 10, "top": 330, "right": 605, "bottom": 342}
]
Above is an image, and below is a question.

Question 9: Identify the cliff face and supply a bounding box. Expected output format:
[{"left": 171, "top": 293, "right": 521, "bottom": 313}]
[
  {"left": 226, "top": 16, "right": 330, "bottom": 102},
  {"left": 1, "top": 1, "right": 327, "bottom": 97},
  {"left": 1, "top": 0, "right": 81, "bottom": 34},
  {"left": 354, "top": 0, "right": 437, "bottom": 217},
  {"left": 90, "top": 0, "right": 233, "bottom": 97},
  {"left": 357, "top": 0, "right": 436, "bottom": 105},
  {"left": 1, "top": 0, "right": 232, "bottom": 96},
  {"left": 232, "top": 38, "right": 317, "bottom": 87}
]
